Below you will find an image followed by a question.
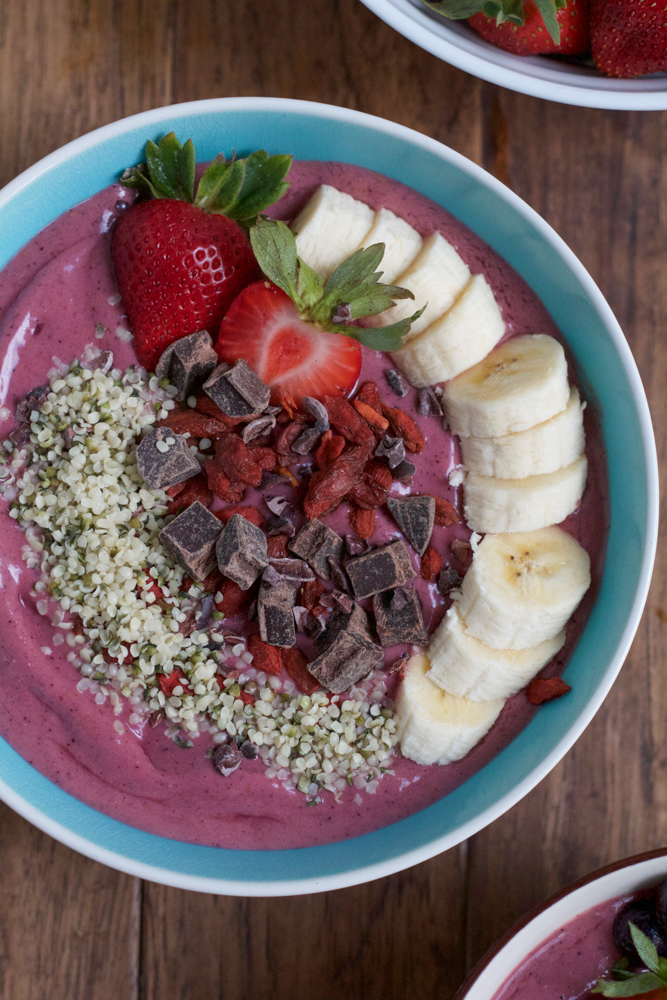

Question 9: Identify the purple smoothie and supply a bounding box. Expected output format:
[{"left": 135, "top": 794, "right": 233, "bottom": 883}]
[
  {"left": 0, "top": 161, "right": 608, "bottom": 850},
  {"left": 491, "top": 893, "right": 635, "bottom": 1000}
]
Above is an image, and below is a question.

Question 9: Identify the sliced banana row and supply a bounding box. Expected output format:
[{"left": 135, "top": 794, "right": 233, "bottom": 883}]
[
  {"left": 395, "top": 528, "right": 590, "bottom": 766},
  {"left": 443, "top": 335, "right": 588, "bottom": 534},
  {"left": 291, "top": 184, "right": 504, "bottom": 381}
]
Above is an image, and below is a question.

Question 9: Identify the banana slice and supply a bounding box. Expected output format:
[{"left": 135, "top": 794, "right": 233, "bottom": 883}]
[
  {"left": 292, "top": 185, "right": 374, "bottom": 279},
  {"left": 443, "top": 334, "right": 570, "bottom": 438},
  {"left": 397, "top": 654, "right": 504, "bottom": 765},
  {"left": 390, "top": 274, "right": 505, "bottom": 386},
  {"left": 464, "top": 454, "right": 588, "bottom": 534},
  {"left": 369, "top": 231, "right": 471, "bottom": 338},
  {"left": 458, "top": 527, "right": 591, "bottom": 650},
  {"left": 460, "top": 387, "right": 585, "bottom": 480},
  {"left": 358, "top": 208, "right": 423, "bottom": 284},
  {"left": 426, "top": 605, "right": 565, "bottom": 702}
]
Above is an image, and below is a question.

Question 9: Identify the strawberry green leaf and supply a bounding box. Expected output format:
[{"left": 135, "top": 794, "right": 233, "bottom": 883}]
[
  {"left": 531, "top": 0, "right": 561, "bottom": 42},
  {"left": 119, "top": 163, "right": 158, "bottom": 199},
  {"left": 224, "top": 151, "right": 292, "bottom": 225},
  {"left": 493, "top": 0, "right": 526, "bottom": 26},
  {"left": 312, "top": 244, "right": 415, "bottom": 322},
  {"left": 345, "top": 284, "right": 415, "bottom": 321},
  {"left": 629, "top": 923, "right": 661, "bottom": 975},
  {"left": 144, "top": 133, "right": 195, "bottom": 203},
  {"left": 591, "top": 970, "right": 666, "bottom": 996},
  {"left": 295, "top": 259, "right": 325, "bottom": 312},
  {"left": 249, "top": 218, "right": 299, "bottom": 301},
  {"left": 194, "top": 154, "right": 245, "bottom": 215},
  {"left": 420, "top": 0, "right": 485, "bottom": 18},
  {"left": 338, "top": 309, "right": 425, "bottom": 352}
]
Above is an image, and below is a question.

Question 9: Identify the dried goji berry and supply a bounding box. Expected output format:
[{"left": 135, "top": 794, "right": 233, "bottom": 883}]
[
  {"left": 267, "top": 535, "right": 290, "bottom": 558},
  {"left": 195, "top": 396, "right": 240, "bottom": 424},
  {"left": 347, "top": 458, "right": 392, "bottom": 509},
  {"left": 213, "top": 433, "right": 263, "bottom": 487},
  {"left": 274, "top": 385, "right": 306, "bottom": 421},
  {"left": 304, "top": 446, "right": 368, "bottom": 519},
  {"left": 349, "top": 505, "right": 376, "bottom": 539},
  {"left": 166, "top": 473, "right": 213, "bottom": 515},
  {"left": 159, "top": 668, "right": 192, "bottom": 697},
  {"left": 214, "top": 505, "right": 265, "bottom": 528},
  {"left": 247, "top": 445, "right": 278, "bottom": 471},
  {"left": 420, "top": 545, "right": 444, "bottom": 581},
  {"left": 247, "top": 634, "right": 283, "bottom": 676},
  {"left": 301, "top": 578, "right": 325, "bottom": 613},
  {"left": 240, "top": 691, "right": 255, "bottom": 707},
  {"left": 355, "top": 381, "right": 381, "bottom": 412},
  {"left": 165, "top": 481, "right": 187, "bottom": 498},
  {"left": 353, "top": 399, "right": 389, "bottom": 432},
  {"left": 381, "top": 403, "right": 426, "bottom": 454},
  {"left": 215, "top": 578, "right": 254, "bottom": 616},
  {"left": 276, "top": 421, "right": 303, "bottom": 460},
  {"left": 526, "top": 677, "right": 571, "bottom": 705},
  {"left": 432, "top": 495, "right": 459, "bottom": 527},
  {"left": 323, "top": 395, "right": 375, "bottom": 447},
  {"left": 195, "top": 567, "right": 224, "bottom": 593},
  {"left": 157, "top": 410, "right": 231, "bottom": 439},
  {"left": 281, "top": 645, "right": 320, "bottom": 694},
  {"left": 314, "top": 429, "right": 346, "bottom": 470}
]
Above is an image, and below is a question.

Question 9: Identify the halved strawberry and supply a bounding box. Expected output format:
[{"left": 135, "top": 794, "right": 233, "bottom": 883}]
[
  {"left": 215, "top": 218, "right": 423, "bottom": 404},
  {"left": 216, "top": 281, "right": 361, "bottom": 404},
  {"left": 110, "top": 133, "right": 292, "bottom": 372}
]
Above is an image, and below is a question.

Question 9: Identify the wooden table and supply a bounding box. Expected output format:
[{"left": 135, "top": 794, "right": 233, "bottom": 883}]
[{"left": 0, "top": 2, "right": 665, "bottom": 997}]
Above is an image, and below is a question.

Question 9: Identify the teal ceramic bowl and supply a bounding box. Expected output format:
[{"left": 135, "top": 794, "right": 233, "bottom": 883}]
[{"left": 0, "top": 99, "right": 657, "bottom": 895}]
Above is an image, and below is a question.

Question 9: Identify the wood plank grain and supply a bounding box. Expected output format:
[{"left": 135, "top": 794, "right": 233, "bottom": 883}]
[
  {"left": 465, "top": 95, "right": 667, "bottom": 968},
  {"left": 0, "top": 803, "right": 140, "bottom": 1000},
  {"left": 140, "top": 846, "right": 466, "bottom": 1000}
]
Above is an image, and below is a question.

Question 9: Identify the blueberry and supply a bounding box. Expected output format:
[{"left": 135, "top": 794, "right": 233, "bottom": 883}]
[{"left": 613, "top": 898, "right": 667, "bottom": 961}]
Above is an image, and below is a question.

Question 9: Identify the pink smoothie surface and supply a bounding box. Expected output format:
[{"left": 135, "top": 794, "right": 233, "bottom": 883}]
[
  {"left": 491, "top": 892, "right": 633, "bottom": 1000},
  {"left": 0, "top": 160, "right": 608, "bottom": 850}
]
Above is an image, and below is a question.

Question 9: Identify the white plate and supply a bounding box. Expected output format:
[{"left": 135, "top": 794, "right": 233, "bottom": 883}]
[{"left": 362, "top": 0, "right": 667, "bottom": 110}]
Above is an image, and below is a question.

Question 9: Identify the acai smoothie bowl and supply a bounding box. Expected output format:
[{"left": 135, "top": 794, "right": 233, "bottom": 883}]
[
  {"left": 0, "top": 99, "right": 656, "bottom": 895},
  {"left": 455, "top": 849, "right": 667, "bottom": 1000}
]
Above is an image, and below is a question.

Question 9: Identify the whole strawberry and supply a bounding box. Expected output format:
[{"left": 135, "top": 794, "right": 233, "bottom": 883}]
[
  {"left": 421, "top": 0, "right": 590, "bottom": 55},
  {"left": 590, "top": 0, "right": 667, "bottom": 78},
  {"left": 111, "top": 134, "right": 291, "bottom": 371}
]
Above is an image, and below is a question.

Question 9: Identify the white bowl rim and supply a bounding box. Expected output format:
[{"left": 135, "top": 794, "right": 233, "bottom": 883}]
[
  {"left": 455, "top": 847, "right": 667, "bottom": 999},
  {"left": 0, "top": 96, "right": 659, "bottom": 895},
  {"left": 360, "top": 0, "right": 667, "bottom": 110}
]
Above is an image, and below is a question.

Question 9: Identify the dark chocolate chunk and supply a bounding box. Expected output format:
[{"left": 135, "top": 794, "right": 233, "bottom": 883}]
[
  {"left": 263, "top": 515, "right": 295, "bottom": 537},
  {"left": 136, "top": 427, "right": 201, "bottom": 490},
  {"left": 241, "top": 414, "right": 276, "bottom": 443},
  {"left": 392, "top": 460, "right": 416, "bottom": 483},
  {"left": 346, "top": 540, "right": 416, "bottom": 599},
  {"left": 216, "top": 513, "right": 268, "bottom": 591},
  {"left": 373, "top": 587, "right": 429, "bottom": 646},
  {"left": 240, "top": 741, "right": 259, "bottom": 760},
  {"left": 385, "top": 369, "right": 408, "bottom": 397},
  {"left": 387, "top": 495, "right": 435, "bottom": 557},
  {"left": 268, "top": 557, "right": 316, "bottom": 583},
  {"left": 213, "top": 740, "right": 243, "bottom": 774},
  {"left": 310, "top": 607, "right": 383, "bottom": 693},
  {"left": 332, "top": 591, "right": 354, "bottom": 614},
  {"left": 15, "top": 384, "right": 50, "bottom": 422},
  {"left": 306, "top": 616, "right": 326, "bottom": 640},
  {"left": 155, "top": 331, "right": 218, "bottom": 401},
  {"left": 438, "top": 566, "right": 462, "bottom": 594},
  {"left": 159, "top": 501, "right": 222, "bottom": 581},
  {"left": 204, "top": 360, "right": 270, "bottom": 417},
  {"left": 90, "top": 350, "right": 114, "bottom": 374},
  {"left": 291, "top": 426, "right": 321, "bottom": 454},
  {"left": 257, "top": 581, "right": 296, "bottom": 647},
  {"left": 317, "top": 603, "right": 373, "bottom": 652},
  {"left": 375, "top": 435, "right": 406, "bottom": 469},
  {"left": 301, "top": 396, "right": 329, "bottom": 432},
  {"left": 418, "top": 387, "right": 443, "bottom": 417},
  {"left": 8, "top": 425, "right": 30, "bottom": 448},
  {"left": 290, "top": 519, "right": 344, "bottom": 580}
]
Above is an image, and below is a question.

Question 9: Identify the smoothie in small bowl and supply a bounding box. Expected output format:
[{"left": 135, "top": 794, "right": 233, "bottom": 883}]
[
  {"left": 0, "top": 98, "right": 657, "bottom": 894},
  {"left": 456, "top": 849, "right": 667, "bottom": 1000}
]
